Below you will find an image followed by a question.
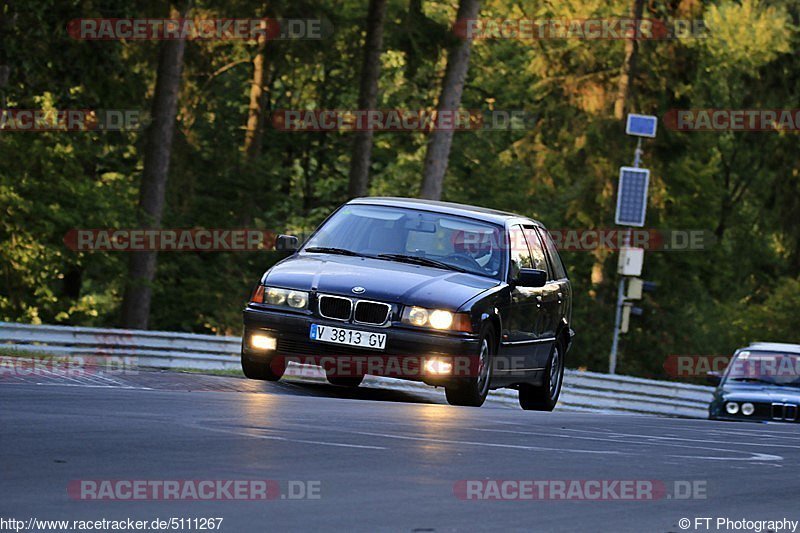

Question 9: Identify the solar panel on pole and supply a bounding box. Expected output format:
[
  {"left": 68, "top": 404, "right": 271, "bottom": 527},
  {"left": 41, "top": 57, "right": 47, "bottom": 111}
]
[{"left": 615, "top": 167, "right": 650, "bottom": 227}]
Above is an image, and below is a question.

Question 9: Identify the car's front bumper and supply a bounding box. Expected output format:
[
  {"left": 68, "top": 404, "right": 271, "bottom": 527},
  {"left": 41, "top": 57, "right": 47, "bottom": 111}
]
[{"left": 242, "top": 305, "right": 480, "bottom": 386}]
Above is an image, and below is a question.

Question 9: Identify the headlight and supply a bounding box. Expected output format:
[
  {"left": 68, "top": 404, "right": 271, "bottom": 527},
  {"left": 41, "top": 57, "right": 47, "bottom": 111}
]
[
  {"left": 401, "top": 306, "right": 471, "bottom": 332},
  {"left": 255, "top": 286, "right": 309, "bottom": 310},
  {"left": 287, "top": 290, "right": 308, "bottom": 308},
  {"left": 741, "top": 402, "right": 755, "bottom": 416},
  {"left": 429, "top": 310, "right": 454, "bottom": 330},
  {"left": 407, "top": 307, "right": 429, "bottom": 326},
  {"left": 265, "top": 287, "right": 286, "bottom": 305},
  {"left": 725, "top": 402, "right": 739, "bottom": 415}
]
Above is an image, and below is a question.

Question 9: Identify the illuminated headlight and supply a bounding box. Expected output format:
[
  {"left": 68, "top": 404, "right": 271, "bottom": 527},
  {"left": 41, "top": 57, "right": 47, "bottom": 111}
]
[
  {"left": 429, "top": 310, "right": 454, "bottom": 329},
  {"left": 741, "top": 402, "right": 755, "bottom": 416},
  {"left": 424, "top": 358, "right": 453, "bottom": 375},
  {"left": 401, "top": 307, "right": 471, "bottom": 332},
  {"left": 725, "top": 402, "right": 739, "bottom": 415},
  {"left": 258, "top": 286, "right": 309, "bottom": 310},
  {"left": 250, "top": 334, "right": 276, "bottom": 351}
]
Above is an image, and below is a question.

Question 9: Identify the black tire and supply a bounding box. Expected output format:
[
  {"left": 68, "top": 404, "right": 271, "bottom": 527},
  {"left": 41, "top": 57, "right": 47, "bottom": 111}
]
[
  {"left": 518, "top": 340, "right": 565, "bottom": 411},
  {"left": 241, "top": 354, "right": 284, "bottom": 381},
  {"left": 445, "top": 324, "right": 495, "bottom": 407},
  {"left": 326, "top": 375, "right": 364, "bottom": 387}
]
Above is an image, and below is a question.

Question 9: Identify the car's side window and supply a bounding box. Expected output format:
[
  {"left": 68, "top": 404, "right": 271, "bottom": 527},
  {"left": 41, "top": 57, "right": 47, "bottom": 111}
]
[
  {"left": 536, "top": 227, "right": 567, "bottom": 280},
  {"left": 521, "top": 227, "right": 548, "bottom": 273},
  {"left": 508, "top": 225, "right": 532, "bottom": 280}
]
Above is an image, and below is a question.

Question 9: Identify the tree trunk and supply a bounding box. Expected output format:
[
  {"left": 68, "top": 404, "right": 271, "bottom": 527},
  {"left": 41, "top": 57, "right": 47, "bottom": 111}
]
[
  {"left": 420, "top": 0, "right": 481, "bottom": 200},
  {"left": 119, "top": 7, "right": 188, "bottom": 329},
  {"left": 243, "top": 33, "right": 268, "bottom": 165},
  {"left": 240, "top": 19, "right": 271, "bottom": 225},
  {"left": 347, "top": 0, "right": 388, "bottom": 199},
  {"left": 613, "top": 0, "right": 645, "bottom": 120}
]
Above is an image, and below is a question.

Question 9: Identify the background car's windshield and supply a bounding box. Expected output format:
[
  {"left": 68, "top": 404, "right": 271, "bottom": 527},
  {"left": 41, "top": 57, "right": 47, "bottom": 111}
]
[
  {"left": 302, "top": 204, "right": 504, "bottom": 279},
  {"left": 726, "top": 351, "right": 800, "bottom": 387}
]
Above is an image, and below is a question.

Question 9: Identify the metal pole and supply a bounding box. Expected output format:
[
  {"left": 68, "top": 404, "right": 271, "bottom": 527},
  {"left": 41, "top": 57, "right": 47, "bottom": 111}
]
[
  {"left": 609, "top": 138, "right": 643, "bottom": 374},
  {"left": 609, "top": 277, "right": 625, "bottom": 374}
]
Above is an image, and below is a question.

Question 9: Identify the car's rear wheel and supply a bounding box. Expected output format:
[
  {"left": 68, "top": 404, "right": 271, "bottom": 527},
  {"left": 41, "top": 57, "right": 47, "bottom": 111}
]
[
  {"left": 445, "top": 324, "right": 495, "bottom": 407},
  {"left": 518, "top": 340, "right": 564, "bottom": 411},
  {"left": 326, "top": 375, "right": 364, "bottom": 387},
  {"left": 241, "top": 354, "right": 284, "bottom": 381}
]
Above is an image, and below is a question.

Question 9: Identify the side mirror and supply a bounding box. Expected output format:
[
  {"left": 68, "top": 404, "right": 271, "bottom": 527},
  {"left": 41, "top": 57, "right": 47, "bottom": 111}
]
[
  {"left": 516, "top": 268, "right": 547, "bottom": 288},
  {"left": 705, "top": 371, "right": 722, "bottom": 386},
  {"left": 275, "top": 234, "right": 299, "bottom": 252}
]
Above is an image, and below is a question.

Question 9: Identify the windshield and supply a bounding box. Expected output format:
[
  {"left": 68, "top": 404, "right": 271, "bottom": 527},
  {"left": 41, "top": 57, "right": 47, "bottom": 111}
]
[
  {"left": 725, "top": 351, "right": 800, "bottom": 387},
  {"left": 302, "top": 204, "right": 505, "bottom": 279}
]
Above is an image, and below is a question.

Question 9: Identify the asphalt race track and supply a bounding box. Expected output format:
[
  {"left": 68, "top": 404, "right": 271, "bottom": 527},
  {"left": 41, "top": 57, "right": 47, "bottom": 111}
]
[{"left": 2, "top": 369, "right": 799, "bottom": 532}]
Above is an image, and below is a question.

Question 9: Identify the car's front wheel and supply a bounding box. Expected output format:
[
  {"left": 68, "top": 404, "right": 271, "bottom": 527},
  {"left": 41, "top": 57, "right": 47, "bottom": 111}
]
[
  {"left": 518, "top": 340, "right": 565, "bottom": 411},
  {"left": 445, "top": 324, "right": 495, "bottom": 407},
  {"left": 241, "top": 354, "right": 285, "bottom": 381}
]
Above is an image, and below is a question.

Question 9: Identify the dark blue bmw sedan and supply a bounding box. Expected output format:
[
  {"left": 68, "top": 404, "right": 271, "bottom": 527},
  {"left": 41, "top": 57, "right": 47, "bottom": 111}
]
[{"left": 242, "top": 197, "right": 574, "bottom": 410}]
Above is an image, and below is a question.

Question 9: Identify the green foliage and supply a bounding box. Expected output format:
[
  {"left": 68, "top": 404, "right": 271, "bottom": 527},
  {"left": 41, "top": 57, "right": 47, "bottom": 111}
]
[{"left": 1, "top": 0, "right": 799, "bottom": 379}]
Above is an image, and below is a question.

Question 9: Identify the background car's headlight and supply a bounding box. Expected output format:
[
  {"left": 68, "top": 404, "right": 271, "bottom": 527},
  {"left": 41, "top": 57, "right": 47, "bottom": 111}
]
[
  {"left": 725, "top": 402, "right": 739, "bottom": 414},
  {"left": 402, "top": 306, "right": 471, "bottom": 332},
  {"left": 254, "top": 286, "right": 309, "bottom": 310},
  {"left": 741, "top": 402, "right": 755, "bottom": 416}
]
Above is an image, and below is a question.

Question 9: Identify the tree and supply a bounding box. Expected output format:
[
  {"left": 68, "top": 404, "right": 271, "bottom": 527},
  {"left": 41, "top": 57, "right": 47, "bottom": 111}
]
[
  {"left": 613, "top": 0, "right": 645, "bottom": 119},
  {"left": 120, "top": 5, "right": 188, "bottom": 329},
  {"left": 347, "top": 0, "right": 388, "bottom": 198},
  {"left": 419, "top": 0, "right": 480, "bottom": 200}
]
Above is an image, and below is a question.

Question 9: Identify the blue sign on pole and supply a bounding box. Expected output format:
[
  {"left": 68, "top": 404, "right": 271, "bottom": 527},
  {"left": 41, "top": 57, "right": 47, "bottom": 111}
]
[{"left": 625, "top": 114, "right": 658, "bottom": 138}]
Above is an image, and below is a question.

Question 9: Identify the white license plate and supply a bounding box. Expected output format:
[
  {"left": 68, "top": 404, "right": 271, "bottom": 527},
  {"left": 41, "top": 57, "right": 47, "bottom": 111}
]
[{"left": 309, "top": 324, "right": 386, "bottom": 350}]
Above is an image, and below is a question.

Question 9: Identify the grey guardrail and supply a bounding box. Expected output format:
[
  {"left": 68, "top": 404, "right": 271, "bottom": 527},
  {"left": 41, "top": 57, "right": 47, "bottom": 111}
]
[{"left": 0, "top": 321, "right": 713, "bottom": 418}]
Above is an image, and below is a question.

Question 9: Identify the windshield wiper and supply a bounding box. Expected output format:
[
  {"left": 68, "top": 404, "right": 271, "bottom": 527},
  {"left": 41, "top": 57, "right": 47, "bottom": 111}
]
[
  {"left": 377, "top": 253, "right": 469, "bottom": 273},
  {"left": 304, "top": 247, "right": 366, "bottom": 257}
]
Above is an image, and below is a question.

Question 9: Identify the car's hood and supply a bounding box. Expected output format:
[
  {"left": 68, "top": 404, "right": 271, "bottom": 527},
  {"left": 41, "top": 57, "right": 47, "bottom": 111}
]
[
  {"left": 720, "top": 383, "right": 800, "bottom": 403},
  {"left": 262, "top": 253, "right": 500, "bottom": 309}
]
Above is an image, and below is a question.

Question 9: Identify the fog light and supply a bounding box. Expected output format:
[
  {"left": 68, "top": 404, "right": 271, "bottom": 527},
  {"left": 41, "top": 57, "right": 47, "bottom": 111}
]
[
  {"left": 250, "top": 334, "right": 276, "bottom": 351},
  {"left": 424, "top": 358, "right": 453, "bottom": 375},
  {"left": 725, "top": 402, "right": 739, "bottom": 415},
  {"left": 741, "top": 402, "right": 755, "bottom": 416}
]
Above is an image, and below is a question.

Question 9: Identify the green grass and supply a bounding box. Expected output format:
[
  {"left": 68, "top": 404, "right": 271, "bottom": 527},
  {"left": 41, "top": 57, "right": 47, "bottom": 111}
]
[{"left": 169, "top": 367, "right": 245, "bottom": 377}]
